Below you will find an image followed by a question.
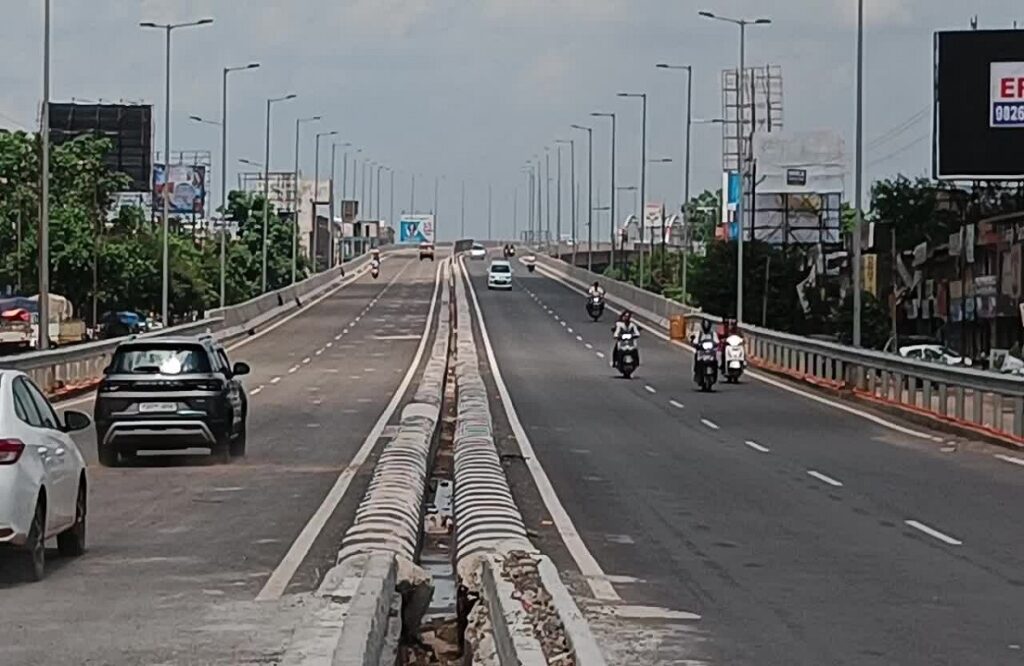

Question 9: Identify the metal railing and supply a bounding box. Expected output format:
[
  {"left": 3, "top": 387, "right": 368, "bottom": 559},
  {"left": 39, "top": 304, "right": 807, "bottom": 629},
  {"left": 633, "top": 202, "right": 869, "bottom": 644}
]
[
  {"left": 2, "top": 251, "right": 379, "bottom": 398},
  {"left": 535, "top": 254, "right": 1024, "bottom": 445}
]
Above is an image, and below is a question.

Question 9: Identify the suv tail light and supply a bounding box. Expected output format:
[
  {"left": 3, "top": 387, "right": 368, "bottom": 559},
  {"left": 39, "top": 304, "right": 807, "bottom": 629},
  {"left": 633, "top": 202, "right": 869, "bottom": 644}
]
[{"left": 0, "top": 439, "right": 25, "bottom": 465}]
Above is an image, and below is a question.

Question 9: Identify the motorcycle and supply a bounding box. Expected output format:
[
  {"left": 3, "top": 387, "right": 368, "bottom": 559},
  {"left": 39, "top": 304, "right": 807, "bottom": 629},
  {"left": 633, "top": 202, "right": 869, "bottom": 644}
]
[
  {"left": 723, "top": 334, "right": 746, "bottom": 383},
  {"left": 693, "top": 338, "right": 719, "bottom": 392},
  {"left": 370, "top": 261, "right": 380, "bottom": 280},
  {"left": 586, "top": 294, "right": 605, "bottom": 321},
  {"left": 522, "top": 254, "right": 537, "bottom": 273},
  {"left": 614, "top": 332, "right": 640, "bottom": 379}
]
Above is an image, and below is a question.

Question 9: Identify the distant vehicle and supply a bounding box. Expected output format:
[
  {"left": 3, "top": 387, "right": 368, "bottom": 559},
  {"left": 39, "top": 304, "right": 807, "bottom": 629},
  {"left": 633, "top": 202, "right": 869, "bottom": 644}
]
[
  {"left": 419, "top": 242, "right": 435, "bottom": 261},
  {"left": 93, "top": 335, "right": 250, "bottom": 466},
  {"left": 899, "top": 344, "right": 972, "bottom": 367},
  {"left": 0, "top": 308, "right": 33, "bottom": 352},
  {"left": 469, "top": 243, "right": 487, "bottom": 260},
  {"left": 487, "top": 260, "right": 514, "bottom": 290},
  {"left": 520, "top": 253, "right": 537, "bottom": 273},
  {"left": 0, "top": 370, "right": 91, "bottom": 581}
]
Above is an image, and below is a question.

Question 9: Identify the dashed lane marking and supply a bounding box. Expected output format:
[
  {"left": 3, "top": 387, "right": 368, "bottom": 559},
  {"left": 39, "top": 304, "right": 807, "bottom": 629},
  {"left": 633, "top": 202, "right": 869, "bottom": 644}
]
[
  {"left": 905, "top": 519, "right": 963, "bottom": 546},
  {"left": 700, "top": 418, "right": 720, "bottom": 430},
  {"left": 807, "top": 470, "right": 844, "bottom": 488},
  {"left": 744, "top": 440, "right": 770, "bottom": 453}
]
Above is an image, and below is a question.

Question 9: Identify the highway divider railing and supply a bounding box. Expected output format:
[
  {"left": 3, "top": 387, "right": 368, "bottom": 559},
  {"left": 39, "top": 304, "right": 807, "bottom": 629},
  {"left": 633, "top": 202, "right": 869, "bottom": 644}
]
[
  {"left": 3, "top": 251, "right": 379, "bottom": 400},
  {"left": 534, "top": 254, "right": 1024, "bottom": 448}
]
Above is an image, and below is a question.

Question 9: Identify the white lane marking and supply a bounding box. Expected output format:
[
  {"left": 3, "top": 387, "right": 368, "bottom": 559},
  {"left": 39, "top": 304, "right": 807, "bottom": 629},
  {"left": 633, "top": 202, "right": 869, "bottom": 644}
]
[
  {"left": 700, "top": 418, "right": 720, "bottom": 430},
  {"left": 335, "top": 333, "right": 343, "bottom": 340},
  {"left": 644, "top": 385, "right": 657, "bottom": 394},
  {"left": 669, "top": 400, "right": 684, "bottom": 409},
  {"left": 596, "top": 352, "right": 606, "bottom": 359},
  {"left": 56, "top": 258, "right": 396, "bottom": 409},
  {"left": 807, "top": 470, "right": 844, "bottom": 487},
  {"left": 288, "top": 365, "right": 299, "bottom": 374},
  {"left": 584, "top": 343, "right": 593, "bottom": 350},
  {"left": 249, "top": 386, "right": 263, "bottom": 396},
  {"left": 535, "top": 263, "right": 944, "bottom": 443},
  {"left": 326, "top": 342, "right": 333, "bottom": 348},
  {"left": 904, "top": 520, "right": 963, "bottom": 546},
  {"left": 576, "top": 335, "right": 583, "bottom": 342},
  {"left": 460, "top": 258, "right": 621, "bottom": 603},
  {"left": 995, "top": 454, "right": 1024, "bottom": 468},
  {"left": 315, "top": 349, "right": 324, "bottom": 356},
  {"left": 560, "top": 321, "right": 567, "bottom": 327},
  {"left": 301, "top": 357, "right": 311, "bottom": 364},
  {"left": 354, "top": 316, "right": 361, "bottom": 322},
  {"left": 256, "top": 258, "right": 444, "bottom": 602},
  {"left": 567, "top": 327, "right": 574, "bottom": 333},
  {"left": 269, "top": 377, "right": 281, "bottom": 385},
  {"left": 745, "top": 440, "right": 770, "bottom": 453}
]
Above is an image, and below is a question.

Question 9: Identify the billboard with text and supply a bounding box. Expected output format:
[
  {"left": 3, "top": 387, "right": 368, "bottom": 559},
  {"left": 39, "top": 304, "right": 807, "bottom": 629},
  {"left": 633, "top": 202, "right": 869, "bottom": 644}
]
[
  {"left": 153, "top": 164, "right": 206, "bottom": 215},
  {"left": 399, "top": 214, "right": 435, "bottom": 244}
]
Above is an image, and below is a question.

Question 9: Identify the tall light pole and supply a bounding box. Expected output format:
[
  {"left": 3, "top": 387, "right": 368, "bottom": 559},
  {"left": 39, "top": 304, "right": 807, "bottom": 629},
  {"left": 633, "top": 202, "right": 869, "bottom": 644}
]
[
  {"left": 141, "top": 16, "right": 214, "bottom": 327},
  {"left": 544, "top": 148, "right": 551, "bottom": 249},
  {"left": 330, "top": 141, "right": 350, "bottom": 267},
  {"left": 460, "top": 180, "right": 466, "bottom": 238},
  {"left": 410, "top": 173, "right": 416, "bottom": 212},
  {"left": 656, "top": 63, "right": 693, "bottom": 298},
  {"left": 591, "top": 113, "right": 616, "bottom": 271},
  {"left": 38, "top": 0, "right": 51, "bottom": 349},
  {"left": 649, "top": 158, "right": 674, "bottom": 275},
  {"left": 571, "top": 125, "right": 594, "bottom": 272},
  {"left": 291, "top": 115, "right": 319, "bottom": 283},
  {"left": 487, "top": 183, "right": 493, "bottom": 241},
  {"left": 853, "top": 0, "right": 865, "bottom": 346},
  {"left": 376, "top": 164, "right": 384, "bottom": 220},
  {"left": 390, "top": 168, "right": 396, "bottom": 229},
  {"left": 261, "top": 93, "right": 297, "bottom": 292},
  {"left": 215, "top": 62, "right": 259, "bottom": 306},
  {"left": 554, "top": 139, "right": 571, "bottom": 257},
  {"left": 312, "top": 130, "right": 337, "bottom": 271},
  {"left": 618, "top": 92, "right": 647, "bottom": 288},
  {"left": 700, "top": 10, "right": 772, "bottom": 323}
]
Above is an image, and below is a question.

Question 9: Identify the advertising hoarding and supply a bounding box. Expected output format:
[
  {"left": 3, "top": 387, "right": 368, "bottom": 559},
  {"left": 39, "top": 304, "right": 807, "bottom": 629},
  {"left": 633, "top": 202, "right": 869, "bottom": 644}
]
[
  {"left": 399, "top": 214, "right": 435, "bottom": 244},
  {"left": 49, "top": 103, "right": 152, "bottom": 192},
  {"left": 153, "top": 164, "right": 206, "bottom": 215},
  {"left": 934, "top": 30, "right": 1024, "bottom": 179}
]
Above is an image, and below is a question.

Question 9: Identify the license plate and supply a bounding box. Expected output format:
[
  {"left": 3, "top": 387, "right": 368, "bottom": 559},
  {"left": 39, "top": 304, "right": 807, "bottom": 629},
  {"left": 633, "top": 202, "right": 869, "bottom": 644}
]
[
  {"left": 139, "top": 402, "right": 176, "bottom": 413},
  {"left": 726, "top": 348, "right": 743, "bottom": 360}
]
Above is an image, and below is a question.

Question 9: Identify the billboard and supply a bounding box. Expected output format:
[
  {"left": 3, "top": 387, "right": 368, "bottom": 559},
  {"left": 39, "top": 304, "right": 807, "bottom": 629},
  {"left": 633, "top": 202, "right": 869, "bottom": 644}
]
[
  {"left": 934, "top": 30, "right": 1024, "bottom": 179},
  {"left": 48, "top": 103, "right": 152, "bottom": 191},
  {"left": 399, "top": 214, "right": 435, "bottom": 244},
  {"left": 153, "top": 164, "right": 206, "bottom": 216}
]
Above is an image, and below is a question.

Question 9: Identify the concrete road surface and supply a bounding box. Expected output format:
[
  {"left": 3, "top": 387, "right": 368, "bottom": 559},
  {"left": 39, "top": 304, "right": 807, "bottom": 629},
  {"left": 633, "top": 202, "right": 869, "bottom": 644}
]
[
  {"left": 0, "top": 253, "right": 443, "bottom": 665},
  {"left": 463, "top": 256, "right": 1024, "bottom": 666}
]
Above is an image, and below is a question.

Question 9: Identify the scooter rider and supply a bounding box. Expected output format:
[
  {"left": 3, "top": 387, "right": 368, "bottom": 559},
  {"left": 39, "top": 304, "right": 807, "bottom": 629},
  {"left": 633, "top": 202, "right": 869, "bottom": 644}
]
[
  {"left": 611, "top": 311, "right": 640, "bottom": 367},
  {"left": 588, "top": 281, "right": 606, "bottom": 298},
  {"left": 693, "top": 319, "right": 720, "bottom": 380}
]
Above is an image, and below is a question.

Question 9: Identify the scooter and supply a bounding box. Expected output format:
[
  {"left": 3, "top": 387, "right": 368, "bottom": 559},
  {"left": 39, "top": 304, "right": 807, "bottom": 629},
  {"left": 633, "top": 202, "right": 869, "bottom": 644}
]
[
  {"left": 614, "top": 332, "right": 639, "bottom": 379},
  {"left": 693, "top": 339, "right": 719, "bottom": 392},
  {"left": 522, "top": 254, "right": 537, "bottom": 273},
  {"left": 723, "top": 334, "right": 746, "bottom": 383},
  {"left": 370, "top": 261, "right": 380, "bottom": 280},
  {"left": 586, "top": 295, "right": 605, "bottom": 321}
]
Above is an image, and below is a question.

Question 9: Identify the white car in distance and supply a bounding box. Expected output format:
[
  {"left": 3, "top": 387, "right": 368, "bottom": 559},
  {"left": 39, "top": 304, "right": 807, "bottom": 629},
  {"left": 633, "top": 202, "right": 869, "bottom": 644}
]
[
  {"left": 0, "top": 371, "right": 91, "bottom": 581},
  {"left": 487, "top": 260, "right": 514, "bottom": 290},
  {"left": 469, "top": 243, "right": 488, "bottom": 260}
]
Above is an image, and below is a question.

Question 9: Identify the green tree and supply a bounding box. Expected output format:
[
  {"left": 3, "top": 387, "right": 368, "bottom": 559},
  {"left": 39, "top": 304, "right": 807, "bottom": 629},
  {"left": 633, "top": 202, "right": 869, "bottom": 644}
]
[{"left": 870, "top": 176, "right": 961, "bottom": 250}]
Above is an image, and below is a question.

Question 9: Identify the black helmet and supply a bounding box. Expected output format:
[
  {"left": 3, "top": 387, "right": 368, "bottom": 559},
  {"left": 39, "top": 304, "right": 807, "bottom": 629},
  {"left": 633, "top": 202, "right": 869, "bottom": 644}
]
[{"left": 700, "top": 319, "right": 713, "bottom": 333}]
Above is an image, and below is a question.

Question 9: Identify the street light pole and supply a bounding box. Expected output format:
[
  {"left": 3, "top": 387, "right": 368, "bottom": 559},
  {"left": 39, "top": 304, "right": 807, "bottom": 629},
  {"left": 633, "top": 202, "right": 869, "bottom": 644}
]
[
  {"left": 376, "top": 164, "right": 384, "bottom": 221},
  {"left": 292, "top": 116, "right": 320, "bottom": 283},
  {"left": 545, "top": 148, "right": 551, "bottom": 249},
  {"left": 141, "top": 16, "right": 213, "bottom": 328},
  {"left": 313, "top": 130, "right": 337, "bottom": 271},
  {"left": 571, "top": 124, "right": 594, "bottom": 272},
  {"left": 219, "top": 62, "right": 260, "bottom": 306},
  {"left": 460, "top": 180, "right": 466, "bottom": 238},
  {"left": 617, "top": 92, "right": 647, "bottom": 287},
  {"left": 554, "top": 140, "right": 569, "bottom": 256},
  {"left": 853, "top": 0, "right": 865, "bottom": 346},
  {"left": 591, "top": 113, "right": 616, "bottom": 273},
  {"left": 38, "top": 0, "right": 51, "bottom": 350},
  {"left": 656, "top": 63, "right": 693, "bottom": 301},
  {"left": 261, "top": 93, "right": 296, "bottom": 292},
  {"left": 488, "top": 183, "right": 493, "bottom": 241},
  {"left": 699, "top": 10, "right": 771, "bottom": 323}
]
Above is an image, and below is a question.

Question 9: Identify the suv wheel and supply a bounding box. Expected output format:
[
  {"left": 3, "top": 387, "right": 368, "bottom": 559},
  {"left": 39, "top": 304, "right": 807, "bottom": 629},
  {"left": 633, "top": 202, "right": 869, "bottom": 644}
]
[
  {"left": 229, "top": 418, "right": 247, "bottom": 458},
  {"left": 98, "top": 445, "right": 119, "bottom": 467}
]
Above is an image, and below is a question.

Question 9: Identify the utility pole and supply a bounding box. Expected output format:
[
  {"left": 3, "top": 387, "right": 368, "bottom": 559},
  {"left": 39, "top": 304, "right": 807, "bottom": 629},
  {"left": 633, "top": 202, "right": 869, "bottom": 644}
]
[
  {"left": 38, "top": 0, "right": 51, "bottom": 349},
  {"left": 460, "top": 180, "right": 466, "bottom": 238},
  {"left": 487, "top": 183, "right": 493, "bottom": 241},
  {"left": 853, "top": 0, "right": 865, "bottom": 346},
  {"left": 545, "top": 148, "right": 551, "bottom": 250},
  {"left": 591, "top": 113, "right": 617, "bottom": 273}
]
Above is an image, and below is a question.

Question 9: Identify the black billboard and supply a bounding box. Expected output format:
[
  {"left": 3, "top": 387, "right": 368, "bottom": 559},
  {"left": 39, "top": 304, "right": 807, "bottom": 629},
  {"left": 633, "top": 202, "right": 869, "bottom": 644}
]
[
  {"left": 934, "top": 30, "right": 1024, "bottom": 180},
  {"left": 48, "top": 103, "right": 152, "bottom": 191}
]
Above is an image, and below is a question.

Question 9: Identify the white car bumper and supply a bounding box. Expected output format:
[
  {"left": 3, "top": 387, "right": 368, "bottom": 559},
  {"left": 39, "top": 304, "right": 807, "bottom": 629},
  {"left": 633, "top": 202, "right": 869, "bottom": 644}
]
[{"left": 488, "top": 278, "right": 513, "bottom": 289}]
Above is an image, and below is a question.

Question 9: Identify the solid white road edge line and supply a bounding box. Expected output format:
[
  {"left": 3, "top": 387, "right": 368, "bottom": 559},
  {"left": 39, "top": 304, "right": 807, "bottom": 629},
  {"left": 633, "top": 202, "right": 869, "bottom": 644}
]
[
  {"left": 904, "top": 519, "right": 963, "bottom": 546},
  {"left": 255, "top": 258, "right": 444, "bottom": 602},
  {"left": 460, "top": 258, "right": 622, "bottom": 603},
  {"left": 534, "top": 262, "right": 944, "bottom": 443},
  {"left": 995, "top": 454, "right": 1024, "bottom": 468},
  {"left": 807, "top": 470, "right": 844, "bottom": 488}
]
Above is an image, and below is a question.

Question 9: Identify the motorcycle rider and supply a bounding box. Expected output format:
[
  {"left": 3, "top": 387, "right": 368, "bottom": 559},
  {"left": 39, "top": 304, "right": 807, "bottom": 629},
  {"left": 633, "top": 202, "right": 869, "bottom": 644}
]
[
  {"left": 611, "top": 311, "right": 640, "bottom": 367},
  {"left": 692, "top": 319, "right": 720, "bottom": 381},
  {"left": 588, "top": 281, "right": 606, "bottom": 299}
]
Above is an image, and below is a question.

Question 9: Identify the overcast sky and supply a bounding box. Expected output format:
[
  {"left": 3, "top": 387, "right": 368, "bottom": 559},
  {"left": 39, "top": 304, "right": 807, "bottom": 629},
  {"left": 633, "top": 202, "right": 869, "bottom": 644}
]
[{"left": 3, "top": 0, "right": 1023, "bottom": 240}]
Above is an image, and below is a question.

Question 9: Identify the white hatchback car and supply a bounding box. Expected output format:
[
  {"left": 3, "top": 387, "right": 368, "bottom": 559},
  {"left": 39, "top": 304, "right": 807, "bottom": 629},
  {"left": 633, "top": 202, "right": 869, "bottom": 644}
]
[
  {"left": 487, "top": 260, "right": 514, "bottom": 290},
  {"left": 469, "top": 243, "right": 488, "bottom": 260},
  {"left": 0, "top": 371, "right": 90, "bottom": 581}
]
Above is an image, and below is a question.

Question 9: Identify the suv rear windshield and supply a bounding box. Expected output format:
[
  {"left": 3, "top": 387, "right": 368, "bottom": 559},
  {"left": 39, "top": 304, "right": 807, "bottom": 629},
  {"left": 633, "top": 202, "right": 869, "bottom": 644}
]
[
  {"left": 110, "top": 344, "right": 211, "bottom": 375},
  {"left": 489, "top": 264, "right": 511, "bottom": 273}
]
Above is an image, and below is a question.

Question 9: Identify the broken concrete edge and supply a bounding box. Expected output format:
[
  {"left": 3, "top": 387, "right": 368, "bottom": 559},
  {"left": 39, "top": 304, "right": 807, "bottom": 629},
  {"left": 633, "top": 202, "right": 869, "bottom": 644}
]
[
  {"left": 536, "top": 556, "right": 608, "bottom": 666},
  {"left": 480, "top": 554, "right": 548, "bottom": 666},
  {"left": 280, "top": 552, "right": 399, "bottom": 666}
]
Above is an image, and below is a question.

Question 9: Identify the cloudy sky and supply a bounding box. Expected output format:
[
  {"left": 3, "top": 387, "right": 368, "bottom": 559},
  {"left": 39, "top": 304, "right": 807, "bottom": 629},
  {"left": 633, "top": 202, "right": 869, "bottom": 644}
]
[{"left": 3, "top": 0, "right": 1023, "bottom": 239}]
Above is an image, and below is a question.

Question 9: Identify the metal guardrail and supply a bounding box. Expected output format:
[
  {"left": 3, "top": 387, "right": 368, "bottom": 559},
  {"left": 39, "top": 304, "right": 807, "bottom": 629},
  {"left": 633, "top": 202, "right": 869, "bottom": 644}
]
[
  {"left": 2, "top": 252, "right": 379, "bottom": 398},
  {"left": 535, "top": 254, "right": 1024, "bottom": 446}
]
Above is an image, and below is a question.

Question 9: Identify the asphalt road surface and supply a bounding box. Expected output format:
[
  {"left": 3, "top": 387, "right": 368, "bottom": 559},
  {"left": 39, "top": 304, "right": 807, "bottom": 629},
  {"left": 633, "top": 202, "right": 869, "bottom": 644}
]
[
  {"left": 463, "top": 255, "right": 1024, "bottom": 666},
  {"left": 0, "top": 252, "right": 443, "bottom": 665}
]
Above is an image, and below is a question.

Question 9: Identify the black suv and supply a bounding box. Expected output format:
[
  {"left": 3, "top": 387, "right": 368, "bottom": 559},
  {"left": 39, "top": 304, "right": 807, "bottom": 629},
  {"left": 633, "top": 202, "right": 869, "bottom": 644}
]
[{"left": 94, "top": 335, "right": 250, "bottom": 466}]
